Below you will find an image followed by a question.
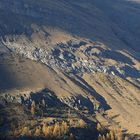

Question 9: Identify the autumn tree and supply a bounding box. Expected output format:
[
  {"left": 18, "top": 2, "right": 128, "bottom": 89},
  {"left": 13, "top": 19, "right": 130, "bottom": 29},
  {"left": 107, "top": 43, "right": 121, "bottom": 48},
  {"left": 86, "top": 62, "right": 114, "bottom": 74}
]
[
  {"left": 31, "top": 101, "right": 36, "bottom": 116},
  {"left": 53, "top": 123, "right": 61, "bottom": 138}
]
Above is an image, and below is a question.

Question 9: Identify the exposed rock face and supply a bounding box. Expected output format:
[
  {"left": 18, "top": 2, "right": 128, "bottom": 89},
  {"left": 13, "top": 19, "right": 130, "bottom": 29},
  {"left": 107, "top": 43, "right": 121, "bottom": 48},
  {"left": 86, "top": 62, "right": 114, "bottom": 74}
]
[
  {"left": 0, "top": 88, "right": 99, "bottom": 114},
  {"left": 2, "top": 34, "right": 140, "bottom": 86}
]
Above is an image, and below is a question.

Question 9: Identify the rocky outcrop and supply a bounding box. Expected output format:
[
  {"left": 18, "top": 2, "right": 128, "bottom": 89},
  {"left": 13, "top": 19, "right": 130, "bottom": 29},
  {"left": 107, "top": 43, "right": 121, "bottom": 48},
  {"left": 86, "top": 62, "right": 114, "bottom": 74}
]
[
  {"left": 2, "top": 35, "right": 140, "bottom": 83},
  {"left": 0, "top": 88, "right": 100, "bottom": 113}
]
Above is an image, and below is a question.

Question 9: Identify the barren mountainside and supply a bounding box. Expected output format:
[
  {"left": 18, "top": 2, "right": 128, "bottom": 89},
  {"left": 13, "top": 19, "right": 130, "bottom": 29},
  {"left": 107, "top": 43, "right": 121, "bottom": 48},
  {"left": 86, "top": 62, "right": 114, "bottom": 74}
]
[{"left": 0, "top": 0, "right": 140, "bottom": 140}]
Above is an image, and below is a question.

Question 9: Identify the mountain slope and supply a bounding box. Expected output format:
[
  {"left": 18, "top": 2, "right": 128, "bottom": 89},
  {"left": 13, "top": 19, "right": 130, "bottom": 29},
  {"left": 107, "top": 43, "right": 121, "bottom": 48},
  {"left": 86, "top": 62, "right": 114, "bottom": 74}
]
[
  {"left": 0, "top": 0, "right": 140, "bottom": 53},
  {"left": 0, "top": 0, "right": 140, "bottom": 139}
]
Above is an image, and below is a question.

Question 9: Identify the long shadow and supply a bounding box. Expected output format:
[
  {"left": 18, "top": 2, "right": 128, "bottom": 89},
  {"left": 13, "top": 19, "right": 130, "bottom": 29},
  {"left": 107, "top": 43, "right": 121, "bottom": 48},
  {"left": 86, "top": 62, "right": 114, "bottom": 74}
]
[
  {"left": 76, "top": 95, "right": 95, "bottom": 113},
  {"left": 70, "top": 127, "right": 98, "bottom": 140},
  {"left": 121, "top": 65, "right": 140, "bottom": 78},
  {"left": 0, "top": 59, "right": 19, "bottom": 90},
  {"left": 64, "top": 74, "right": 111, "bottom": 111},
  {"left": 0, "top": 130, "right": 98, "bottom": 140},
  {"left": 29, "top": 88, "right": 66, "bottom": 107},
  {"left": 101, "top": 50, "right": 134, "bottom": 65},
  {"left": 76, "top": 76, "right": 111, "bottom": 110}
]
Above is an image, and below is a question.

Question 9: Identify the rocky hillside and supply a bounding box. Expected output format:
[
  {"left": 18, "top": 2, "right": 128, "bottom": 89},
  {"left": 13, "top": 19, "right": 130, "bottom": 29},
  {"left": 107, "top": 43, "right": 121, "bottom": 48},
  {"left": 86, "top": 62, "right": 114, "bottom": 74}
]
[{"left": 0, "top": 0, "right": 140, "bottom": 140}]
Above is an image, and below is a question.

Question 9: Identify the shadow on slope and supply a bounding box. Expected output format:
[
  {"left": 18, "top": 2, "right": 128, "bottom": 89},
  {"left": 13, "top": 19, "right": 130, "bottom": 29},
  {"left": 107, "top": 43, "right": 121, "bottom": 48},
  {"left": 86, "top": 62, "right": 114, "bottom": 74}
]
[
  {"left": 0, "top": 55, "right": 46, "bottom": 91},
  {"left": 101, "top": 50, "right": 134, "bottom": 65},
  {"left": 122, "top": 65, "right": 140, "bottom": 78},
  {"left": 64, "top": 74, "right": 111, "bottom": 111},
  {"left": 0, "top": 0, "right": 140, "bottom": 53},
  {"left": 75, "top": 76, "right": 111, "bottom": 111}
]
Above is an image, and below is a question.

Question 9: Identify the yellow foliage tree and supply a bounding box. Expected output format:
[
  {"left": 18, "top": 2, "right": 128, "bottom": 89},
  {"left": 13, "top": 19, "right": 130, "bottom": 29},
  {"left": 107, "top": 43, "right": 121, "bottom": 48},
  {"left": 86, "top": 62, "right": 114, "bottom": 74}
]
[
  {"left": 22, "top": 126, "right": 30, "bottom": 135},
  {"left": 34, "top": 127, "right": 41, "bottom": 136},
  {"left": 43, "top": 125, "right": 54, "bottom": 138},
  {"left": 78, "top": 119, "right": 86, "bottom": 128},
  {"left": 31, "top": 101, "right": 36, "bottom": 115},
  {"left": 61, "top": 121, "right": 69, "bottom": 134},
  {"left": 53, "top": 124, "right": 61, "bottom": 138}
]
